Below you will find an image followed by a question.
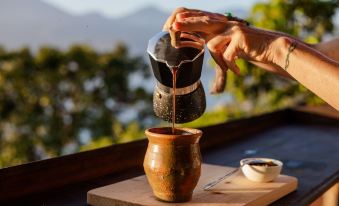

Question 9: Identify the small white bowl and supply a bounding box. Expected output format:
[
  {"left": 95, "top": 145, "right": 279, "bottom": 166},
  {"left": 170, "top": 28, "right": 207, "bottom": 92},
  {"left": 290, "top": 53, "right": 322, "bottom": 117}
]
[{"left": 240, "top": 158, "right": 283, "bottom": 183}]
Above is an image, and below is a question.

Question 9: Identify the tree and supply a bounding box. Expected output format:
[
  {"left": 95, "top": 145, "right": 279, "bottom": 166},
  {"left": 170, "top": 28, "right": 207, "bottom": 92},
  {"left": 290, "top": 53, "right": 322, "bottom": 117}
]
[{"left": 0, "top": 43, "right": 152, "bottom": 168}]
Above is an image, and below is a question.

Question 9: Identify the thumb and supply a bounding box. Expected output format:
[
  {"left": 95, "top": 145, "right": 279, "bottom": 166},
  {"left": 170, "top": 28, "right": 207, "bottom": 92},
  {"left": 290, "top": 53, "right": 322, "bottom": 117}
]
[
  {"left": 163, "top": 7, "right": 187, "bottom": 31},
  {"left": 210, "top": 64, "right": 227, "bottom": 94}
]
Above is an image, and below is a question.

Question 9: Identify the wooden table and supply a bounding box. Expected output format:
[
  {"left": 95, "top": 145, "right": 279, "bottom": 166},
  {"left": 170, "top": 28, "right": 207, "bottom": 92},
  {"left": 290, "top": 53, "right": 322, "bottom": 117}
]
[{"left": 0, "top": 105, "right": 338, "bottom": 206}]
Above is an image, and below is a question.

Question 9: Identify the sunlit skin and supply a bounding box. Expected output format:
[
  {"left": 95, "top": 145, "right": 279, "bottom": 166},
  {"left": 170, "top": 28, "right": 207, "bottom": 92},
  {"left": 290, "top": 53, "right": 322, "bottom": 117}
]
[
  {"left": 313, "top": 39, "right": 339, "bottom": 61},
  {"left": 163, "top": 7, "right": 339, "bottom": 110}
]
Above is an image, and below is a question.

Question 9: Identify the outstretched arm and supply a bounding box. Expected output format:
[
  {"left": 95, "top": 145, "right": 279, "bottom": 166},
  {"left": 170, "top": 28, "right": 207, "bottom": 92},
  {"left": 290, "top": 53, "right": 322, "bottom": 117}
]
[
  {"left": 273, "top": 37, "right": 339, "bottom": 110},
  {"left": 165, "top": 8, "right": 339, "bottom": 110}
]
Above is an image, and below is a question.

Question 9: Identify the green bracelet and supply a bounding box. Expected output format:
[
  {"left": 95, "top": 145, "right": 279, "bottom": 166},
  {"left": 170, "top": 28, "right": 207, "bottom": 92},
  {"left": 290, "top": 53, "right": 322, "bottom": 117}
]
[
  {"left": 224, "top": 12, "right": 250, "bottom": 26},
  {"left": 225, "top": 12, "right": 232, "bottom": 18}
]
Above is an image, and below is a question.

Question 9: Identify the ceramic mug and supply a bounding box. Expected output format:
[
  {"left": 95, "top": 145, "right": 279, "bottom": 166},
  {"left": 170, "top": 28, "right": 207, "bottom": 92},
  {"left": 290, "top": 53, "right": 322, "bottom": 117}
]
[{"left": 143, "top": 127, "right": 202, "bottom": 202}]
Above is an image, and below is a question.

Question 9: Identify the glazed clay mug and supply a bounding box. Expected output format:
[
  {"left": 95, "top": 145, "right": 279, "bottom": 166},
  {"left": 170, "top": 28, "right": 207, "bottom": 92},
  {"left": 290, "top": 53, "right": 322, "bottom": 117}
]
[{"left": 143, "top": 127, "right": 202, "bottom": 202}]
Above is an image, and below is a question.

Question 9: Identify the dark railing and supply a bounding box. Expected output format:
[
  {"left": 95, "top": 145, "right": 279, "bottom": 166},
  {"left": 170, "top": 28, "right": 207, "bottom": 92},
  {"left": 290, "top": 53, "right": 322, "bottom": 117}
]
[{"left": 0, "top": 106, "right": 338, "bottom": 205}]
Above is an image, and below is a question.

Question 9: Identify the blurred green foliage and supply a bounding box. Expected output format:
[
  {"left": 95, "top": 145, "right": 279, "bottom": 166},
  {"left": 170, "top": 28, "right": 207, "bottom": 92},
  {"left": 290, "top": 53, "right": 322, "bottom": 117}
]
[
  {"left": 185, "top": 0, "right": 338, "bottom": 128},
  {"left": 0, "top": 43, "right": 153, "bottom": 168}
]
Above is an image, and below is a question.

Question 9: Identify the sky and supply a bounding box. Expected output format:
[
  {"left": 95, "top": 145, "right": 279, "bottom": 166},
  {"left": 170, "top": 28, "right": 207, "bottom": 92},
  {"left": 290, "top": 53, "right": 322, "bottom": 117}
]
[{"left": 42, "top": 0, "right": 263, "bottom": 18}]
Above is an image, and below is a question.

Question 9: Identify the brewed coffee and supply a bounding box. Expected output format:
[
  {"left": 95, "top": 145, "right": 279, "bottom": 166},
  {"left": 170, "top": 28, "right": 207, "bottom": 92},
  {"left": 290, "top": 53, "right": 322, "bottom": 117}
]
[
  {"left": 171, "top": 66, "right": 178, "bottom": 134},
  {"left": 149, "top": 127, "right": 193, "bottom": 135}
]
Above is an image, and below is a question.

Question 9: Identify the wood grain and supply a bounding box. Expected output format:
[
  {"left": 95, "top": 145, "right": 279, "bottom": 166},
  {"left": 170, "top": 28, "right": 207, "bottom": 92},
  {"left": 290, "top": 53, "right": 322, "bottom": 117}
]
[{"left": 87, "top": 164, "right": 298, "bottom": 206}]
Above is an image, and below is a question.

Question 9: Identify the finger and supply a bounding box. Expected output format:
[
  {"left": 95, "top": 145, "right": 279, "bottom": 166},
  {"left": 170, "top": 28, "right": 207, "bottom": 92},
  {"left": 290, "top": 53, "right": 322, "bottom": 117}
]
[
  {"left": 222, "top": 37, "right": 241, "bottom": 75},
  {"left": 182, "top": 31, "right": 210, "bottom": 42},
  {"left": 210, "top": 64, "right": 227, "bottom": 94},
  {"left": 225, "top": 59, "right": 241, "bottom": 75},
  {"left": 169, "top": 27, "right": 180, "bottom": 47},
  {"left": 176, "top": 11, "right": 205, "bottom": 20},
  {"left": 163, "top": 8, "right": 204, "bottom": 31},
  {"left": 180, "top": 10, "right": 226, "bottom": 19},
  {"left": 174, "top": 16, "right": 228, "bottom": 35},
  {"left": 210, "top": 50, "right": 228, "bottom": 70},
  {"left": 207, "top": 34, "right": 231, "bottom": 71},
  {"left": 180, "top": 30, "right": 210, "bottom": 44},
  {"left": 175, "top": 41, "right": 204, "bottom": 50},
  {"left": 196, "top": 31, "right": 210, "bottom": 40},
  {"left": 180, "top": 32, "right": 205, "bottom": 45},
  {"left": 173, "top": 17, "right": 209, "bottom": 32},
  {"left": 163, "top": 7, "right": 187, "bottom": 31},
  {"left": 206, "top": 34, "right": 232, "bottom": 93},
  {"left": 208, "top": 32, "right": 240, "bottom": 75}
]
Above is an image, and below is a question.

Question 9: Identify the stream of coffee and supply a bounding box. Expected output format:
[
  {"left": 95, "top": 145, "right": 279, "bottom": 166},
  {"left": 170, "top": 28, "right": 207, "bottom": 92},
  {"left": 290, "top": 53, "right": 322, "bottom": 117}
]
[{"left": 171, "top": 67, "right": 178, "bottom": 134}]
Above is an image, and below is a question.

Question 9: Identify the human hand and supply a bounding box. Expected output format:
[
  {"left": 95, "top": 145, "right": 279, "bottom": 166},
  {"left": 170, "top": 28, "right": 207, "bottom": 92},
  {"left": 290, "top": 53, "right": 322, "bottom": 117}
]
[
  {"left": 171, "top": 10, "right": 289, "bottom": 76},
  {"left": 164, "top": 8, "right": 233, "bottom": 93},
  {"left": 205, "top": 23, "right": 293, "bottom": 78},
  {"left": 163, "top": 7, "right": 228, "bottom": 41},
  {"left": 164, "top": 8, "right": 292, "bottom": 93}
]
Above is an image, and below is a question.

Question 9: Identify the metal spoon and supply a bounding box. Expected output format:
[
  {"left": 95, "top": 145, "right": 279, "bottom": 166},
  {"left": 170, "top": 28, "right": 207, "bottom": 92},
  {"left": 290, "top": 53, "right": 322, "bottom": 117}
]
[{"left": 203, "top": 159, "right": 266, "bottom": 191}]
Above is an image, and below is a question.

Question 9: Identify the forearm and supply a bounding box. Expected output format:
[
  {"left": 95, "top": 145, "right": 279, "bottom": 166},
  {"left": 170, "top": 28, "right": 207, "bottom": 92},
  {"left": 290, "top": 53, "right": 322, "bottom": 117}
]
[
  {"left": 273, "top": 37, "right": 339, "bottom": 110},
  {"left": 249, "top": 61, "right": 294, "bottom": 79},
  {"left": 313, "top": 38, "right": 339, "bottom": 61}
]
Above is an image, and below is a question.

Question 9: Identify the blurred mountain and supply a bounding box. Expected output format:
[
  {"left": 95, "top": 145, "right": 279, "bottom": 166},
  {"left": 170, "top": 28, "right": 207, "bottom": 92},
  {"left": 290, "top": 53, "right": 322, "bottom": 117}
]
[
  {"left": 0, "top": 0, "right": 251, "bottom": 54},
  {"left": 0, "top": 0, "right": 249, "bottom": 109},
  {"left": 0, "top": 0, "right": 168, "bottom": 53}
]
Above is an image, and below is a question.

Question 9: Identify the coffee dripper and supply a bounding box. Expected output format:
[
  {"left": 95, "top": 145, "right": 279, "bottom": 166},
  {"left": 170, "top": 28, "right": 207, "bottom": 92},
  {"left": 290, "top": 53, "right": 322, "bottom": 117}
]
[{"left": 147, "top": 31, "right": 206, "bottom": 123}]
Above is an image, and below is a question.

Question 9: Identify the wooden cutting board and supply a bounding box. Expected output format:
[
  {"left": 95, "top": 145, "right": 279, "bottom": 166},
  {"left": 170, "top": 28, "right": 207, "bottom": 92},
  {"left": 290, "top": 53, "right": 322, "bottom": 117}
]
[{"left": 87, "top": 164, "right": 298, "bottom": 206}]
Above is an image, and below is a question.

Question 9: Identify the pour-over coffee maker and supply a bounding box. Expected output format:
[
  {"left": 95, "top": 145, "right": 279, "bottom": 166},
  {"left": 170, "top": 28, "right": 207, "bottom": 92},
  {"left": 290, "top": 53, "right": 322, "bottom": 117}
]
[{"left": 147, "top": 31, "right": 205, "bottom": 123}]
